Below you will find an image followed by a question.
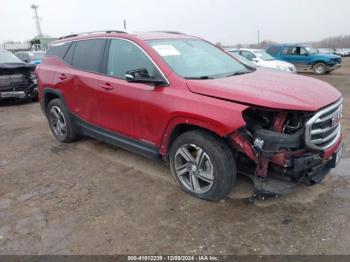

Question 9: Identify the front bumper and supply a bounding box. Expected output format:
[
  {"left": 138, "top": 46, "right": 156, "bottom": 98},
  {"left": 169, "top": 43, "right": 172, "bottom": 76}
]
[
  {"left": 230, "top": 128, "right": 343, "bottom": 199},
  {"left": 327, "top": 63, "right": 342, "bottom": 72},
  {"left": 0, "top": 83, "right": 38, "bottom": 101}
]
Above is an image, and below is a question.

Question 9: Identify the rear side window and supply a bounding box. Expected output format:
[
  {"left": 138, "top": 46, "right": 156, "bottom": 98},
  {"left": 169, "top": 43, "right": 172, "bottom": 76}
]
[
  {"left": 267, "top": 46, "right": 279, "bottom": 55},
  {"left": 63, "top": 42, "right": 75, "bottom": 65},
  {"left": 72, "top": 39, "right": 106, "bottom": 73},
  {"left": 46, "top": 42, "right": 72, "bottom": 59}
]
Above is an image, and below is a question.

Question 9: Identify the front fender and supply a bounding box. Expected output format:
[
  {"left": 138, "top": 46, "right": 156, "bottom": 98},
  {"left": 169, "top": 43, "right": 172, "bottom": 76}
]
[{"left": 159, "top": 112, "right": 247, "bottom": 156}]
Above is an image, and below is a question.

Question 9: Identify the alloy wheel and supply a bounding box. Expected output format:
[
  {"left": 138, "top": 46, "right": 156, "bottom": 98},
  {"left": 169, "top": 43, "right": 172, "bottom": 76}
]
[
  {"left": 49, "top": 106, "right": 67, "bottom": 140},
  {"left": 174, "top": 144, "right": 214, "bottom": 194}
]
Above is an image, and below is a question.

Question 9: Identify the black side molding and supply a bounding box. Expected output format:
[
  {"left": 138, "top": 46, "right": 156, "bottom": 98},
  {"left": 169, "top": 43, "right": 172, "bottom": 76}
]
[{"left": 72, "top": 114, "right": 160, "bottom": 160}]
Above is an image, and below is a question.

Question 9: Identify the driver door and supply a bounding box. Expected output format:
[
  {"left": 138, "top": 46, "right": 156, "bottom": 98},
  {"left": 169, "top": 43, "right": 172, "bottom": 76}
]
[{"left": 98, "top": 39, "right": 161, "bottom": 141}]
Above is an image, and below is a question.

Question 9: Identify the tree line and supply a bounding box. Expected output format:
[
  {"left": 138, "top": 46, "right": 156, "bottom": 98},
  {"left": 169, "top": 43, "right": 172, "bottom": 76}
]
[{"left": 223, "top": 35, "right": 350, "bottom": 49}]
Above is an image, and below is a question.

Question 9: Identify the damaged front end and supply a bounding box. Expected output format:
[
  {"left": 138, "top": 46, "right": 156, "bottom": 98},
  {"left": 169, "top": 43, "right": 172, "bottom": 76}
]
[
  {"left": 229, "top": 99, "right": 343, "bottom": 199},
  {"left": 0, "top": 63, "right": 38, "bottom": 101}
]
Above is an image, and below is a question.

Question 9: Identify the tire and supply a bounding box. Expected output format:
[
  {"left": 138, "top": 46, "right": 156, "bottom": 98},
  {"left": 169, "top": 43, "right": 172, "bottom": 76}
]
[
  {"left": 46, "top": 98, "right": 79, "bottom": 143},
  {"left": 313, "top": 62, "right": 327, "bottom": 75},
  {"left": 169, "top": 130, "right": 236, "bottom": 201}
]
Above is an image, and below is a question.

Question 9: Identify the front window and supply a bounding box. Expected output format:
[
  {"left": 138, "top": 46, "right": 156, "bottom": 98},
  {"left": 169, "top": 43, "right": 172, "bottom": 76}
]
[
  {"left": 305, "top": 47, "right": 318, "bottom": 54},
  {"left": 0, "top": 51, "right": 23, "bottom": 63},
  {"left": 290, "top": 47, "right": 308, "bottom": 56},
  {"left": 254, "top": 50, "right": 275, "bottom": 61},
  {"left": 148, "top": 39, "right": 251, "bottom": 79},
  {"left": 107, "top": 39, "right": 157, "bottom": 79}
]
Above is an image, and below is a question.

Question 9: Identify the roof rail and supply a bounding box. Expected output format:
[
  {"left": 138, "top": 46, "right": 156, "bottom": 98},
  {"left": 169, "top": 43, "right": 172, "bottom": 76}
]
[
  {"left": 58, "top": 30, "right": 128, "bottom": 40},
  {"left": 151, "top": 31, "right": 186, "bottom": 35}
]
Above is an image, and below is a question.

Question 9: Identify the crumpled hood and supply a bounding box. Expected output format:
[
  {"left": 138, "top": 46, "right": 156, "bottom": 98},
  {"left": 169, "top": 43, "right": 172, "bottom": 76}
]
[
  {"left": 186, "top": 68, "right": 341, "bottom": 111},
  {"left": 0, "top": 62, "right": 35, "bottom": 70}
]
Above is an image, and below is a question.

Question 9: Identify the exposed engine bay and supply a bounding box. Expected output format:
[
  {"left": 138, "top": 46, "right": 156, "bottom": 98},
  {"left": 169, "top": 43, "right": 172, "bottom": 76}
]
[{"left": 229, "top": 105, "right": 342, "bottom": 200}]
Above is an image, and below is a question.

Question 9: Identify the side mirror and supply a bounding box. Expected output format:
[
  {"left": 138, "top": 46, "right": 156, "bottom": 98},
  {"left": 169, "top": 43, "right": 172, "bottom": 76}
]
[
  {"left": 252, "top": 58, "right": 259, "bottom": 62},
  {"left": 23, "top": 58, "right": 30, "bottom": 63},
  {"left": 125, "top": 68, "right": 166, "bottom": 86}
]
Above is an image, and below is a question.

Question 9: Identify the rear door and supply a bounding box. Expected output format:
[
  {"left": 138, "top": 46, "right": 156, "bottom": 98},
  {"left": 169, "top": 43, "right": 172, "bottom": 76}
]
[{"left": 70, "top": 38, "right": 107, "bottom": 126}]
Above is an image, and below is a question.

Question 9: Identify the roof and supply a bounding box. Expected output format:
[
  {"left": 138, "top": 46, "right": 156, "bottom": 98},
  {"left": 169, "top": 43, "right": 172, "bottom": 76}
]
[
  {"left": 271, "top": 44, "right": 309, "bottom": 47},
  {"left": 53, "top": 30, "right": 196, "bottom": 45}
]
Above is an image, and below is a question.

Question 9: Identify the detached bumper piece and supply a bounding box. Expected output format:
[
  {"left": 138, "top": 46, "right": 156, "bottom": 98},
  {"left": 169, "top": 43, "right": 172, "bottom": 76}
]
[{"left": 242, "top": 155, "right": 333, "bottom": 202}]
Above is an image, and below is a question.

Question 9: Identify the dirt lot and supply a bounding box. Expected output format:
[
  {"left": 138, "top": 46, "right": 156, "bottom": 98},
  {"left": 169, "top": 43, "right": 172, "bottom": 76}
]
[{"left": 1, "top": 59, "right": 350, "bottom": 255}]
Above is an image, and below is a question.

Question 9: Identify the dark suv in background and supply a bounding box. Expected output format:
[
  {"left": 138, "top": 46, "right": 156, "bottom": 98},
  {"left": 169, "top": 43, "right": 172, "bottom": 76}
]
[{"left": 0, "top": 49, "right": 37, "bottom": 102}]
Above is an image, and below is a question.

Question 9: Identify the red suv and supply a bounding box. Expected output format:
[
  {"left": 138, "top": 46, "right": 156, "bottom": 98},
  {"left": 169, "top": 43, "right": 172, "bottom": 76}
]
[{"left": 36, "top": 31, "right": 343, "bottom": 201}]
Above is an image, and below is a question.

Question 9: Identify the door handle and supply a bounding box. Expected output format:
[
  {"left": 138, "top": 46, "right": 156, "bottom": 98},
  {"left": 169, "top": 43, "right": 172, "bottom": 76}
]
[
  {"left": 100, "top": 83, "right": 113, "bottom": 91},
  {"left": 58, "top": 74, "right": 67, "bottom": 80}
]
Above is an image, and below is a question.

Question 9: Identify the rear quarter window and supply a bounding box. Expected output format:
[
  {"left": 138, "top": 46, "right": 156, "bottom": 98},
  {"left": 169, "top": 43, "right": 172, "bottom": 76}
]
[{"left": 46, "top": 42, "right": 72, "bottom": 59}]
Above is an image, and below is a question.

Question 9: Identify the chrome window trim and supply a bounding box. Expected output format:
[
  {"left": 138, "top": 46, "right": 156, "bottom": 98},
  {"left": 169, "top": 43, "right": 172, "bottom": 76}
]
[
  {"left": 48, "top": 37, "right": 170, "bottom": 86},
  {"left": 305, "top": 98, "right": 343, "bottom": 150}
]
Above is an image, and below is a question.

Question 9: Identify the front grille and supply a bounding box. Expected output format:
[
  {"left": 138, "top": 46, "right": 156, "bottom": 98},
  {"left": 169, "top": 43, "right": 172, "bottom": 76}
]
[
  {"left": 0, "top": 74, "right": 32, "bottom": 92},
  {"left": 305, "top": 99, "right": 342, "bottom": 150}
]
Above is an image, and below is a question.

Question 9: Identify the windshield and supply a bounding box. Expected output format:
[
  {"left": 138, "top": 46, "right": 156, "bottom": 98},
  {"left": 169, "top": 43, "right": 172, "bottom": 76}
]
[
  {"left": 255, "top": 50, "right": 275, "bottom": 61},
  {"left": 0, "top": 51, "right": 23, "bottom": 63},
  {"left": 305, "top": 47, "right": 318, "bottom": 54},
  {"left": 148, "top": 39, "right": 251, "bottom": 79}
]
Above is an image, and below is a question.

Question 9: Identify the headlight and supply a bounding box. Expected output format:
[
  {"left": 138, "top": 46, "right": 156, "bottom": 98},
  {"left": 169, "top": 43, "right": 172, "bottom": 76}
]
[{"left": 29, "top": 72, "right": 37, "bottom": 84}]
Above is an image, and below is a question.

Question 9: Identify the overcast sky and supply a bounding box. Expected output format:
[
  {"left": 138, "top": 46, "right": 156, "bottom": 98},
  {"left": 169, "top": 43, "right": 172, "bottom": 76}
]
[{"left": 1, "top": 0, "right": 349, "bottom": 45}]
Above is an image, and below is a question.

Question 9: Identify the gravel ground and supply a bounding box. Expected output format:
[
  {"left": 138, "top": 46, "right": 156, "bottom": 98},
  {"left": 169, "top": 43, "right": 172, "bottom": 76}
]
[{"left": 0, "top": 58, "right": 350, "bottom": 255}]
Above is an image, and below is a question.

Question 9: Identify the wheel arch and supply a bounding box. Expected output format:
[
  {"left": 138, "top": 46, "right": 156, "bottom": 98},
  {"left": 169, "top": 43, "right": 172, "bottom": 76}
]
[
  {"left": 312, "top": 60, "right": 328, "bottom": 67},
  {"left": 40, "top": 88, "right": 66, "bottom": 116},
  {"left": 159, "top": 116, "right": 244, "bottom": 158}
]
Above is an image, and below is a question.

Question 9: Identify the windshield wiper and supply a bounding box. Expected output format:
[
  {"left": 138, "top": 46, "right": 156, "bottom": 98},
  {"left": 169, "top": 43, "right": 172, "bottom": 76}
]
[
  {"left": 225, "top": 70, "right": 250, "bottom": 77},
  {"left": 184, "top": 76, "right": 214, "bottom": 80}
]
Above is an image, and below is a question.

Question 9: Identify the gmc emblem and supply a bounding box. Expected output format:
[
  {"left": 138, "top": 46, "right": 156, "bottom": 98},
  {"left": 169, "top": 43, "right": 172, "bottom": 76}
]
[{"left": 331, "top": 112, "right": 342, "bottom": 127}]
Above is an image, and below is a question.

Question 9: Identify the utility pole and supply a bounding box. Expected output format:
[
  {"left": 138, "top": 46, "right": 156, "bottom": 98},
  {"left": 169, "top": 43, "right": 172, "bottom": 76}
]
[
  {"left": 257, "top": 29, "right": 260, "bottom": 47},
  {"left": 30, "top": 4, "right": 43, "bottom": 37},
  {"left": 123, "top": 19, "right": 127, "bottom": 30}
]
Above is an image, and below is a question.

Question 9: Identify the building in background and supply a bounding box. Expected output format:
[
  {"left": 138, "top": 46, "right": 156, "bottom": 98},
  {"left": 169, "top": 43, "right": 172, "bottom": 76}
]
[{"left": 30, "top": 35, "right": 57, "bottom": 51}]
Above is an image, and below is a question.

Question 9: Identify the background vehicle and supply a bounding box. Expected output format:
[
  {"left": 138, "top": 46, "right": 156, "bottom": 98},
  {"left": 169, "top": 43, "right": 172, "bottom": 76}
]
[
  {"left": 341, "top": 49, "right": 350, "bottom": 57},
  {"left": 36, "top": 31, "right": 342, "bottom": 201},
  {"left": 226, "top": 48, "right": 296, "bottom": 74},
  {"left": 318, "top": 48, "right": 334, "bottom": 54},
  {"left": 333, "top": 49, "right": 346, "bottom": 57},
  {"left": 15, "top": 51, "right": 46, "bottom": 65},
  {"left": 0, "top": 49, "right": 37, "bottom": 101},
  {"left": 225, "top": 51, "right": 257, "bottom": 69},
  {"left": 267, "top": 44, "right": 342, "bottom": 74}
]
